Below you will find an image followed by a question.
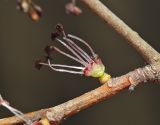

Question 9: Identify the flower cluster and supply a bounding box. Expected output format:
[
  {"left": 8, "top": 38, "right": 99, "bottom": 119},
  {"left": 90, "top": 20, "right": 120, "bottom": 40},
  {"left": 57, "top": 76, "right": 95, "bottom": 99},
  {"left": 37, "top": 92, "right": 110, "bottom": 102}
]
[
  {"left": 35, "top": 24, "right": 111, "bottom": 84},
  {"left": 17, "top": 0, "right": 42, "bottom": 21}
]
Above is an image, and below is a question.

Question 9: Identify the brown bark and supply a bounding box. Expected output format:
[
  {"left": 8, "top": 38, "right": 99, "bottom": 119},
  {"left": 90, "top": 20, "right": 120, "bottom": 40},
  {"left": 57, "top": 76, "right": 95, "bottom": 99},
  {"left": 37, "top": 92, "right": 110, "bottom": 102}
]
[
  {"left": 0, "top": 63, "right": 159, "bottom": 125},
  {"left": 0, "top": 0, "right": 160, "bottom": 125}
]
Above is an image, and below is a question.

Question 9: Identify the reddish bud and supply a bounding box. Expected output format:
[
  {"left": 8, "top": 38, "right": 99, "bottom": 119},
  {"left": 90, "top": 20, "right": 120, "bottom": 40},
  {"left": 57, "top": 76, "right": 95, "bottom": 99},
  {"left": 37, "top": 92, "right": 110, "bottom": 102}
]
[{"left": 65, "top": 3, "right": 82, "bottom": 15}]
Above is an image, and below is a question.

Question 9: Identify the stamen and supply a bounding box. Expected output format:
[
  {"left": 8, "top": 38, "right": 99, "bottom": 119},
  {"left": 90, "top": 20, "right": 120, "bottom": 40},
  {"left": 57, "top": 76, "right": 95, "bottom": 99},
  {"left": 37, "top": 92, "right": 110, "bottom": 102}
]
[
  {"left": 0, "top": 94, "right": 32, "bottom": 125},
  {"left": 48, "top": 60, "right": 83, "bottom": 74},
  {"left": 56, "top": 38, "right": 87, "bottom": 65},
  {"left": 54, "top": 46, "right": 87, "bottom": 66},
  {"left": 40, "top": 62, "right": 85, "bottom": 70},
  {"left": 68, "top": 34, "right": 96, "bottom": 57},
  {"left": 55, "top": 24, "right": 66, "bottom": 37},
  {"left": 63, "top": 37, "right": 93, "bottom": 62}
]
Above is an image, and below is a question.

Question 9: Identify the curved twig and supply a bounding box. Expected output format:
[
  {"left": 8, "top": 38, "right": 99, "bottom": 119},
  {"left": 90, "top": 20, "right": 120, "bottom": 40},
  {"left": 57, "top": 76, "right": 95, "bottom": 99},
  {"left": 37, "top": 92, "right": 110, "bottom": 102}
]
[{"left": 81, "top": 0, "right": 160, "bottom": 64}]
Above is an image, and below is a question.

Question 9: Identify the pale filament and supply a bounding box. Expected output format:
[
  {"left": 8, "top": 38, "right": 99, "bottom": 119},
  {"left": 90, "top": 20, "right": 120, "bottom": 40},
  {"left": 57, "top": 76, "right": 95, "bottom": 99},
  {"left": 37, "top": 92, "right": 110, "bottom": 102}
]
[
  {"left": 0, "top": 94, "right": 32, "bottom": 125},
  {"left": 63, "top": 37, "right": 93, "bottom": 63},
  {"left": 47, "top": 60, "right": 83, "bottom": 74},
  {"left": 40, "top": 62, "right": 85, "bottom": 70},
  {"left": 54, "top": 46, "right": 87, "bottom": 66},
  {"left": 56, "top": 38, "right": 87, "bottom": 65},
  {"left": 68, "top": 34, "right": 97, "bottom": 57}
]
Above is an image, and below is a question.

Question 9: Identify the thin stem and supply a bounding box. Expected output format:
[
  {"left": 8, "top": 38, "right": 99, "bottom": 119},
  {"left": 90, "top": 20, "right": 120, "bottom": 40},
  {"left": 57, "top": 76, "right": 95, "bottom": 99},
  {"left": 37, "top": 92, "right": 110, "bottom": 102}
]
[
  {"left": 56, "top": 38, "right": 87, "bottom": 65},
  {"left": 48, "top": 60, "right": 83, "bottom": 74},
  {"left": 54, "top": 46, "right": 86, "bottom": 66},
  {"left": 40, "top": 62, "right": 85, "bottom": 70},
  {"left": 68, "top": 34, "right": 97, "bottom": 57},
  {"left": 63, "top": 37, "right": 93, "bottom": 63}
]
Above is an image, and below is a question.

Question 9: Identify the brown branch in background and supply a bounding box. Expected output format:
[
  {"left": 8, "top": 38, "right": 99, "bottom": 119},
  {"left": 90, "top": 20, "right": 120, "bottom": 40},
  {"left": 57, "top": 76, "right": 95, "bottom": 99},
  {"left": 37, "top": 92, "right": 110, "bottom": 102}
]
[
  {"left": 0, "top": 0, "right": 160, "bottom": 125},
  {"left": 0, "top": 63, "right": 159, "bottom": 125},
  {"left": 81, "top": 0, "right": 160, "bottom": 64}
]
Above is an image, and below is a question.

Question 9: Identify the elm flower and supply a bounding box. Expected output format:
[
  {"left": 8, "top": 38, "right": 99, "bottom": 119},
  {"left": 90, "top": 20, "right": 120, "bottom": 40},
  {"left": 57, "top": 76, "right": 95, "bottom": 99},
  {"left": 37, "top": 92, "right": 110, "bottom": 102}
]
[
  {"left": 0, "top": 94, "right": 52, "bottom": 125},
  {"left": 65, "top": 0, "right": 82, "bottom": 15},
  {"left": 0, "top": 94, "right": 33, "bottom": 125},
  {"left": 17, "top": 0, "right": 42, "bottom": 21},
  {"left": 36, "top": 24, "right": 111, "bottom": 84}
]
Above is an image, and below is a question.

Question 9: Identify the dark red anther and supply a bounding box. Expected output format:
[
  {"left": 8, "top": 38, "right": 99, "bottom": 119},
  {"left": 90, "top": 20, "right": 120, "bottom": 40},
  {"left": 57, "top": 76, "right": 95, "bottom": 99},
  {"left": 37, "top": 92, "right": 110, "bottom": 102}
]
[
  {"left": 44, "top": 45, "right": 55, "bottom": 55},
  {"left": 55, "top": 24, "right": 64, "bottom": 33},
  {"left": 35, "top": 59, "right": 44, "bottom": 70},
  {"left": 51, "top": 32, "right": 60, "bottom": 40}
]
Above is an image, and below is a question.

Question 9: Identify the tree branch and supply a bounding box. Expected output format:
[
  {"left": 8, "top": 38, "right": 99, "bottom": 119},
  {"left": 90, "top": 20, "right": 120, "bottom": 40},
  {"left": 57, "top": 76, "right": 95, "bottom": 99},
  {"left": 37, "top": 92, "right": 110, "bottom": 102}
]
[
  {"left": 0, "top": 63, "right": 159, "bottom": 125},
  {"left": 0, "top": 1, "right": 160, "bottom": 125},
  {"left": 81, "top": 0, "right": 160, "bottom": 64}
]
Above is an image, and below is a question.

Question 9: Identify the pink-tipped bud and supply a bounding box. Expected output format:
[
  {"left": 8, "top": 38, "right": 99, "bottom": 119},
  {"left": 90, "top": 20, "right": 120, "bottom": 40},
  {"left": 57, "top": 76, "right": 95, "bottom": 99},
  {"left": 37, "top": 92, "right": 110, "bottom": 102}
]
[{"left": 65, "top": 3, "right": 82, "bottom": 15}]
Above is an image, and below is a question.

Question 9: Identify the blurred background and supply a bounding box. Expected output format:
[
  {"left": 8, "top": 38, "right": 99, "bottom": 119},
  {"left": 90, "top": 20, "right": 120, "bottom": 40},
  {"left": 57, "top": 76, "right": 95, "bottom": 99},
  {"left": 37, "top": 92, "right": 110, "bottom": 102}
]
[{"left": 0, "top": 0, "right": 160, "bottom": 125}]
